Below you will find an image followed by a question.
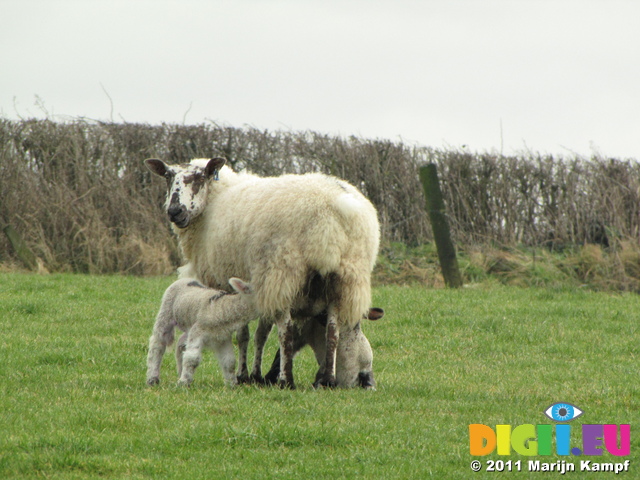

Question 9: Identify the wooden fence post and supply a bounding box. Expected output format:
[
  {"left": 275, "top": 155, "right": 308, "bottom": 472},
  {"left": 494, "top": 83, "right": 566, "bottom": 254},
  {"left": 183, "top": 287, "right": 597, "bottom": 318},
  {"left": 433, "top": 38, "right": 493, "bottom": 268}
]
[{"left": 419, "top": 163, "right": 463, "bottom": 288}]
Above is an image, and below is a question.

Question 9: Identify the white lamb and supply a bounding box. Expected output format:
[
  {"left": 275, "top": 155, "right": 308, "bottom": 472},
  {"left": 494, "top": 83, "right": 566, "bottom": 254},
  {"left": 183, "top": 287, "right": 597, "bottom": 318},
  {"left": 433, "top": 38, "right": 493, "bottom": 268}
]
[
  {"left": 146, "top": 277, "right": 257, "bottom": 386},
  {"left": 145, "top": 157, "right": 380, "bottom": 389}
]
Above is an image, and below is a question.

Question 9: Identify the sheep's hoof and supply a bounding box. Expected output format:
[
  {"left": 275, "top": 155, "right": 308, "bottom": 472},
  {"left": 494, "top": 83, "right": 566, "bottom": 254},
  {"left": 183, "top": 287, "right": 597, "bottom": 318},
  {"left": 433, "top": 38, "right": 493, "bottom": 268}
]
[
  {"left": 357, "top": 372, "right": 376, "bottom": 390},
  {"left": 176, "top": 379, "right": 192, "bottom": 387},
  {"left": 313, "top": 375, "right": 337, "bottom": 389},
  {"left": 277, "top": 379, "right": 296, "bottom": 390},
  {"left": 236, "top": 372, "right": 251, "bottom": 385},
  {"left": 249, "top": 373, "right": 266, "bottom": 385},
  {"left": 263, "top": 370, "right": 279, "bottom": 385},
  {"left": 147, "top": 377, "right": 160, "bottom": 386}
]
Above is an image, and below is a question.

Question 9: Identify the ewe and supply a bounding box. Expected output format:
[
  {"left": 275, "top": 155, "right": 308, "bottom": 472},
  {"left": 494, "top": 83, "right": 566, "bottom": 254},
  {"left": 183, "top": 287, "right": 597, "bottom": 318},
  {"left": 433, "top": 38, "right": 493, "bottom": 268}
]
[
  {"left": 146, "top": 157, "right": 380, "bottom": 388},
  {"left": 146, "top": 277, "right": 256, "bottom": 386}
]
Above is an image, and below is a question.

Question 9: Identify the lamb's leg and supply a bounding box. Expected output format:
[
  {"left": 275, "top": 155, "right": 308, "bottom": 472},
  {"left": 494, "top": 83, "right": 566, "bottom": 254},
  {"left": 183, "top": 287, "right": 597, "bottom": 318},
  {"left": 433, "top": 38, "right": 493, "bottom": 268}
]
[
  {"left": 264, "top": 318, "right": 311, "bottom": 385},
  {"left": 307, "top": 318, "right": 328, "bottom": 386},
  {"left": 146, "top": 312, "right": 176, "bottom": 386},
  {"left": 314, "top": 305, "right": 339, "bottom": 388},
  {"left": 178, "top": 334, "right": 204, "bottom": 387},
  {"left": 146, "top": 334, "right": 166, "bottom": 386},
  {"left": 249, "top": 317, "right": 273, "bottom": 384},
  {"left": 214, "top": 337, "right": 238, "bottom": 386},
  {"left": 263, "top": 349, "right": 281, "bottom": 385},
  {"left": 354, "top": 326, "right": 376, "bottom": 390},
  {"left": 175, "top": 332, "right": 188, "bottom": 378},
  {"left": 235, "top": 325, "right": 250, "bottom": 384},
  {"left": 274, "top": 310, "right": 295, "bottom": 389}
]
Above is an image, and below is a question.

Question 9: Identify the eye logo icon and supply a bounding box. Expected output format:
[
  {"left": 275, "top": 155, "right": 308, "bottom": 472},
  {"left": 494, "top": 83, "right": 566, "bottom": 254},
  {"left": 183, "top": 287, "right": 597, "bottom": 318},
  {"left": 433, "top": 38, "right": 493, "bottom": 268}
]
[{"left": 544, "top": 402, "right": 583, "bottom": 422}]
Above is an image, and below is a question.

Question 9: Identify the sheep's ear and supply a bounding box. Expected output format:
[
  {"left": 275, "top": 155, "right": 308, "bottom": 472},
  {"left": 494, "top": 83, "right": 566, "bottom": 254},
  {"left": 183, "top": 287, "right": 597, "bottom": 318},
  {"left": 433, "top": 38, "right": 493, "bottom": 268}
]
[
  {"left": 366, "top": 307, "right": 384, "bottom": 321},
  {"left": 205, "top": 157, "right": 226, "bottom": 178},
  {"left": 229, "top": 277, "right": 252, "bottom": 295},
  {"left": 145, "top": 158, "right": 167, "bottom": 177}
]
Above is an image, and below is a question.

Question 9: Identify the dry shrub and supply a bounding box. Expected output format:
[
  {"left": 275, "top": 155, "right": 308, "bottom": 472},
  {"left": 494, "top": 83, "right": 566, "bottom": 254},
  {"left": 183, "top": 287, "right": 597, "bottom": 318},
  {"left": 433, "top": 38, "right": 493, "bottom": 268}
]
[
  {"left": 432, "top": 151, "right": 640, "bottom": 248},
  {"left": 619, "top": 240, "right": 640, "bottom": 280},
  {"left": 2, "top": 118, "right": 640, "bottom": 284},
  {"left": 557, "top": 244, "right": 605, "bottom": 285},
  {"left": 577, "top": 244, "right": 606, "bottom": 280},
  {"left": 466, "top": 248, "right": 531, "bottom": 287},
  {"left": 484, "top": 250, "right": 525, "bottom": 276},
  {"left": 0, "top": 119, "right": 431, "bottom": 274},
  {"left": 118, "top": 234, "right": 174, "bottom": 276},
  {"left": 555, "top": 242, "right": 640, "bottom": 291},
  {"left": 373, "top": 243, "right": 444, "bottom": 287}
]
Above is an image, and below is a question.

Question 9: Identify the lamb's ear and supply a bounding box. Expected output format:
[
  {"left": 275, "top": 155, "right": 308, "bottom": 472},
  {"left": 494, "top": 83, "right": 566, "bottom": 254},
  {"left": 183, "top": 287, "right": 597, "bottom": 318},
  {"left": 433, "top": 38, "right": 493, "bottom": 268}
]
[
  {"left": 145, "top": 158, "right": 167, "bottom": 177},
  {"left": 205, "top": 157, "right": 226, "bottom": 178},
  {"left": 366, "top": 307, "right": 384, "bottom": 321},
  {"left": 229, "top": 277, "right": 252, "bottom": 295}
]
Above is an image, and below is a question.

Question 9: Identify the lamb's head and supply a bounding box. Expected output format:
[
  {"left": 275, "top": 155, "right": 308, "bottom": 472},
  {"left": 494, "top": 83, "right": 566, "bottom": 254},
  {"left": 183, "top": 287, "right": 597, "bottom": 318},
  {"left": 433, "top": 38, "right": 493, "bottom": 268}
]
[
  {"left": 228, "top": 277, "right": 257, "bottom": 310},
  {"left": 228, "top": 277, "right": 253, "bottom": 296},
  {"left": 145, "top": 157, "right": 226, "bottom": 229}
]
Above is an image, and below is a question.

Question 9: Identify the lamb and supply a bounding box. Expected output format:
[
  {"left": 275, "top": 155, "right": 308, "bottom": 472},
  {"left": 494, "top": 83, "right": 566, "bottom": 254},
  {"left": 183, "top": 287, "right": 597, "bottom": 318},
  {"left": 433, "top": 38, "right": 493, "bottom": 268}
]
[
  {"left": 146, "top": 277, "right": 257, "bottom": 386},
  {"left": 263, "top": 307, "right": 385, "bottom": 389},
  {"left": 145, "top": 157, "right": 380, "bottom": 389}
]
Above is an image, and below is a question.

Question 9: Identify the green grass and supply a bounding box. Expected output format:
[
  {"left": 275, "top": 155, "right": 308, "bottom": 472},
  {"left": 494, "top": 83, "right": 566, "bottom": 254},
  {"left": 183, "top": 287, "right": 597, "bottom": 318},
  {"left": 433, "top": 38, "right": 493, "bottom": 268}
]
[{"left": 1, "top": 273, "right": 638, "bottom": 479}]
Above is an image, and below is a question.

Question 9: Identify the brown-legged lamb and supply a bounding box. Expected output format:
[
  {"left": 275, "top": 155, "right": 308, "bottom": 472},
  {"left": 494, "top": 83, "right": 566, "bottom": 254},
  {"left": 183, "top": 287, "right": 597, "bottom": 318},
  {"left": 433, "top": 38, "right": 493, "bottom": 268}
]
[{"left": 263, "top": 307, "right": 384, "bottom": 389}]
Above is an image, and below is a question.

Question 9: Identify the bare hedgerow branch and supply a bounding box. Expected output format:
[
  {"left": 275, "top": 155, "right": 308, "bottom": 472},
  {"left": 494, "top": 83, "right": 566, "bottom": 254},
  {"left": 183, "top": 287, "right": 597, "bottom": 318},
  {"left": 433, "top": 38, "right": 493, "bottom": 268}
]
[{"left": 0, "top": 118, "right": 638, "bottom": 273}]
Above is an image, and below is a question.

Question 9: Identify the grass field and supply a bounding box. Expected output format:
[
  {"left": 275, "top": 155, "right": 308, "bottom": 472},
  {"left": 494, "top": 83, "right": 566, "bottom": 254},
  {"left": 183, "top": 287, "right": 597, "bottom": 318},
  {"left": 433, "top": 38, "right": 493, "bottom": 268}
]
[{"left": 1, "top": 273, "right": 638, "bottom": 479}]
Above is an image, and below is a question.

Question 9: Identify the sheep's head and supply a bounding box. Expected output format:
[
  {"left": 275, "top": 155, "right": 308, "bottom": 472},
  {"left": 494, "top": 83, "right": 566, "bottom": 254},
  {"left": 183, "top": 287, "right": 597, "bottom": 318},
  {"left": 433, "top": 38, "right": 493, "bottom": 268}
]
[{"left": 145, "top": 157, "right": 226, "bottom": 229}]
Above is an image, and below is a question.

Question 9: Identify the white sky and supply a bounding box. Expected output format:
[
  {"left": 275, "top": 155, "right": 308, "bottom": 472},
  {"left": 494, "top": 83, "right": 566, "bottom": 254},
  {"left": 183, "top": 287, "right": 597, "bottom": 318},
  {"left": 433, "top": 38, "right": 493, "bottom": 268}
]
[{"left": 2, "top": 0, "right": 639, "bottom": 158}]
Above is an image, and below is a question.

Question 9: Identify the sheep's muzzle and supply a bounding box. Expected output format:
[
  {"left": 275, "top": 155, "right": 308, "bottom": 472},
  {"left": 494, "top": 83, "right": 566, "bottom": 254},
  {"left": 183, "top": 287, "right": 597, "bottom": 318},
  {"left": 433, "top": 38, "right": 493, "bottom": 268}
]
[{"left": 167, "top": 203, "right": 189, "bottom": 228}]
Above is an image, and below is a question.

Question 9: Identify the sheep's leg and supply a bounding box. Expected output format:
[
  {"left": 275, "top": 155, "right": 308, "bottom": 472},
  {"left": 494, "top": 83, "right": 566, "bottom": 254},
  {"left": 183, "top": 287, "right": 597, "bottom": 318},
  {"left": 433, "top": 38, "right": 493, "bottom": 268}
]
[
  {"left": 264, "top": 317, "right": 314, "bottom": 384},
  {"left": 354, "top": 326, "right": 376, "bottom": 390},
  {"left": 274, "top": 310, "right": 295, "bottom": 389},
  {"left": 214, "top": 337, "right": 238, "bottom": 386},
  {"left": 314, "top": 306, "right": 339, "bottom": 388},
  {"left": 146, "top": 313, "right": 176, "bottom": 386},
  {"left": 307, "top": 318, "right": 328, "bottom": 386},
  {"left": 235, "top": 325, "right": 250, "bottom": 384},
  {"left": 146, "top": 333, "right": 167, "bottom": 386},
  {"left": 249, "top": 318, "right": 273, "bottom": 384},
  {"left": 175, "top": 332, "right": 188, "bottom": 378},
  {"left": 263, "top": 349, "right": 281, "bottom": 385},
  {"left": 178, "top": 335, "right": 204, "bottom": 387}
]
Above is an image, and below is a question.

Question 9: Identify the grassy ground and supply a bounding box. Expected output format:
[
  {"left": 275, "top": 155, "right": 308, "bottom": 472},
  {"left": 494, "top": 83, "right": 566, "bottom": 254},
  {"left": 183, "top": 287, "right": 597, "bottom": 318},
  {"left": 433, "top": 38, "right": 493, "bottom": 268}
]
[{"left": 1, "top": 273, "right": 638, "bottom": 479}]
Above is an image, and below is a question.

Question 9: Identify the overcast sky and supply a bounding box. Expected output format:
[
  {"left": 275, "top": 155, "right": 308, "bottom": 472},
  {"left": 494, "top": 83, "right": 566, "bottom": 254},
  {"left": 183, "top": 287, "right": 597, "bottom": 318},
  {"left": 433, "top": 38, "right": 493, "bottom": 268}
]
[{"left": 2, "top": 0, "right": 638, "bottom": 159}]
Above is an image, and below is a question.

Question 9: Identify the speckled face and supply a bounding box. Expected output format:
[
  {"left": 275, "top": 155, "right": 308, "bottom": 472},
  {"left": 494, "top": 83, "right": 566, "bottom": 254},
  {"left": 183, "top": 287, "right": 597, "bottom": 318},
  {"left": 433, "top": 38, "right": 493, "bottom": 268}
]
[
  {"left": 163, "top": 163, "right": 210, "bottom": 228},
  {"left": 146, "top": 157, "right": 225, "bottom": 229}
]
